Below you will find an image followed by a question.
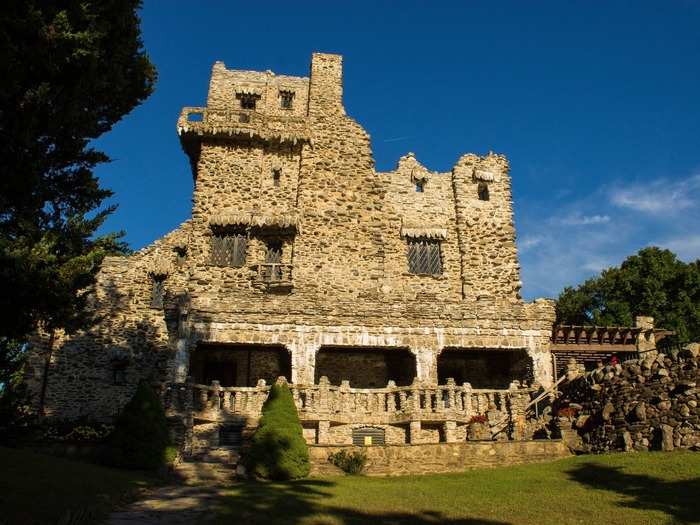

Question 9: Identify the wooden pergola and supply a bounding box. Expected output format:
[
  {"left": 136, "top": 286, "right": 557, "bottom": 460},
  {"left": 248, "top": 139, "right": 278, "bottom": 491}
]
[{"left": 550, "top": 324, "right": 674, "bottom": 379}]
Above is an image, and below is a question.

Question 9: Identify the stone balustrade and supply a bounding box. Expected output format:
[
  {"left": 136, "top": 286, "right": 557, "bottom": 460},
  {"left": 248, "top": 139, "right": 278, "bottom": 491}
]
[{"left": 162, "top": 377, "right": 538, "bottom": 436}]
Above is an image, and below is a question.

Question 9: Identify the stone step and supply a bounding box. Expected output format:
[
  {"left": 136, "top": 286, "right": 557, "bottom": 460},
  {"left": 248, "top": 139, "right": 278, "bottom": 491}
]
[{"left": 176, "top": 460, "right": 240, "bottom": 485}]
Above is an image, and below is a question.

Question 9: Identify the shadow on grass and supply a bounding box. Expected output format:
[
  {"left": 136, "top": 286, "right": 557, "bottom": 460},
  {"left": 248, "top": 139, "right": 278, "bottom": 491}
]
[
  {"left": 566, "top": 462, "right": 700, "bottom": 524},
  {"left": 207, "top": 477, "right": 512, "bottom": 525}
]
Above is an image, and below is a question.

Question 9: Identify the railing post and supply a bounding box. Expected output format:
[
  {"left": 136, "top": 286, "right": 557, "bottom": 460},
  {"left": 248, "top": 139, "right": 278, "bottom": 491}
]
[
  {"left": 443, "top": 420, "right": 457, "bottom": 443},
  {"left": 318, "top": 376, "right": 330, "bottom": 414},
  {"left": 211, "top": 380, "right": 221, "bottom": 413},
  {"left": 386, "top": 380, "right": 396, "bottom": 413},
  {"left": 463, "top": 382, "right": 473, "bottom": 418}
]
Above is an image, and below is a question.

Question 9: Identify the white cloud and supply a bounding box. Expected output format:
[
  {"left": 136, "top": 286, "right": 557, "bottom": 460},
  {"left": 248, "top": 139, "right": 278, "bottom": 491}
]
[
  {"left": 610, "top": 174, "right": 700, "bottom": 214},
  {"left": 517, "top": 172, "right": 700, "bottom": 300},
  {"left": 559, "top": 214, "right": 610, "bottom": 226},
  {"left": 657, "top": 235, "right": 700, "bottom": 262}
]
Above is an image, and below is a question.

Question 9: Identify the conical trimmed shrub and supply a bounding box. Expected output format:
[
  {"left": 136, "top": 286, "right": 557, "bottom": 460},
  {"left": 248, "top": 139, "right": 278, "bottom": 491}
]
[
  {"left": 246, "top": 382, "right": 310, "bottom": 480},
  {"left": 107, "top": 381, "right": 175, "bottom": 470}
]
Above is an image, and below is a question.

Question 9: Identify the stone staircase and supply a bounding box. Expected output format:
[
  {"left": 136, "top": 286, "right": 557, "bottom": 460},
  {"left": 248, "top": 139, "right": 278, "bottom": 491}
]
[{"left": 176, "top": 447, "right": 242, "bottom": 485}]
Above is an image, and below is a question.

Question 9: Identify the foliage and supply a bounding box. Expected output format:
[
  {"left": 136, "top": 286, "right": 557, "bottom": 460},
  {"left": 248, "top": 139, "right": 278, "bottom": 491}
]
[
  {"left": 0, "top": 1, "right": 156, "bottom": 345},
  {"left": 106, "top": 381, "right": 174, "bottom": 470},
  {"left": 468, "top": 414, "right": 488, "bottom": 424},
  {"left": 246, "top": 383, "right": 310, "bottom": 480},
  {"left": 556, "top": 247, "right": 700, "bottom": 343},
  {"left": 39, "top": 419, "right": 114, "bottom": 443},
  {"left": 328, "top": 449, "right": 368, "bottom": 475}
]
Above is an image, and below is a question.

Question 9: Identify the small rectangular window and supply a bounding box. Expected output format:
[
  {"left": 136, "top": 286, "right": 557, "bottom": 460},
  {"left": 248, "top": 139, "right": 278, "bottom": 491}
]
[
  {"left": 237, "top": 93, "right": 259, "bottom": 110},
  {"left": 279, "top": 90, "right": 294, "bottom": 109},
  {"left": 150, "top": 277, "right": 165, "bottom": 308},
  {"left": 407, "top": 239, "right": 442, "bottom": 275},
  {"left": 210, "top": 232, "right": 247, "bottom": 267}
]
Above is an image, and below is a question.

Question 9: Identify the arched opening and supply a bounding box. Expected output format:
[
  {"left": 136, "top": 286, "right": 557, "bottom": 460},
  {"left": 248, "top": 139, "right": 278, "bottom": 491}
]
[
  {"left": 190, "top": 343, "right": 291, "bottom": 387},
  {"left": 437, "top": 348, "right": 532, "bottom": 389},
  {"left": 315, "top": 347, "right": 416, "bottom": 387},
  {"left": 478, "top": 182, "right": 490, "bottom": 201}
]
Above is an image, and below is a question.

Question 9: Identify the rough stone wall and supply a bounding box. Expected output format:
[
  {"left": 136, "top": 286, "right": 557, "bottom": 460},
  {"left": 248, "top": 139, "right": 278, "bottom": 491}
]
[
  {"left": 309, "top": 441, "right": 572, "bottom": 476},
  {"left": 557, "top": 347, "right": 700, "bottom": 453},
  {"left": 26, "top": 52, "right": 556, "bottom": 422}
]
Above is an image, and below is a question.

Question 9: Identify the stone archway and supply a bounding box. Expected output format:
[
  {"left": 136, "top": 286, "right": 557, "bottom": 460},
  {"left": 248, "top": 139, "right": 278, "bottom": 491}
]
[{"left": 437, "top": 348, "right": 533, "bottom": 388}]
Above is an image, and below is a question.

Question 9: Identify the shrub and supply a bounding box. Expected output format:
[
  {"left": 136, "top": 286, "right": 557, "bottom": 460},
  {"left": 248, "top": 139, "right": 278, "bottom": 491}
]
[
  {"left": 329, "top": 449, "right": 367, "bottom": 475},
  {"left": 106, "top": 381, "right": 175, "bottom": 470},
  {"left": 246, "top": 383, "right": 309, "bottom": 480}
]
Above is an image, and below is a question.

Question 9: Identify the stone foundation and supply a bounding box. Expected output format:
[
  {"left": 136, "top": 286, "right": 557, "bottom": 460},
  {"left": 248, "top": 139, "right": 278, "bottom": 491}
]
[{"left": 309, "top": 440, "right": 572, "bottom": 476}]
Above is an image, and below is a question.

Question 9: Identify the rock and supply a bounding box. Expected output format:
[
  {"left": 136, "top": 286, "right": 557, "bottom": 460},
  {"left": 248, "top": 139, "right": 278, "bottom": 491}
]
[
  {"left": 661, "top": 424, "right": 674, "bottom": 451},
  {"left": 602, "top": 402, "right": 615, "bottom": 421},
  {"left": 574, "top": 415, "right": 589, "bottom": 429},
  {"left": 634, "top": 402, "right": 647, "bottom": 422},
  {"left": 621, "top": 430, "right": 633, "bottom": 451}
]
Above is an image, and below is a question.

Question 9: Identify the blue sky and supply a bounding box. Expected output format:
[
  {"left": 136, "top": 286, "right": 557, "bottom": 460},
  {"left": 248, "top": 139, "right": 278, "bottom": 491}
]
[{"left": 93, "top": 1, "right": 700, "bottom": 300}]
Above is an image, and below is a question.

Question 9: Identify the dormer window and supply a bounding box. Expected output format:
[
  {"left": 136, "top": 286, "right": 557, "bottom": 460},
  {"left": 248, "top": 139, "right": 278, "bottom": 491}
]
[
  {"left": 415, "top": 180, "right": 425, "bottom": 193},
  {"left": 272, "top": 168, "right": 281, "bottom": 187},
  {"left": 279, "top": 90, "right": 294, "bottom": 110},
  {"left": 478, "top": 183, "right": 490, "bottom": 201},
  {"left": 237, "top": 93, "right": 259, "bottom": 110}
]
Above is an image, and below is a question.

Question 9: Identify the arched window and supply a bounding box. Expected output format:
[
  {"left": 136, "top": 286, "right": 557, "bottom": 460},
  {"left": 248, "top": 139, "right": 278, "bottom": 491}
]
[{"left": 478, "top": 183, "right": 490, "bottom": 201}]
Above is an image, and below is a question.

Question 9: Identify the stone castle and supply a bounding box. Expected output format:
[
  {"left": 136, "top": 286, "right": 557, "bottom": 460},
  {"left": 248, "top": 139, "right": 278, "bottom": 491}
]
[{"left": 26, "top": 53, "right": 584, "bottom": 454}]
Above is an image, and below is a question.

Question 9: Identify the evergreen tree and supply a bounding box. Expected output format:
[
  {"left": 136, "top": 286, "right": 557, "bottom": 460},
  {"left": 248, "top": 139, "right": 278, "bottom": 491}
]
[{"left": 246, "top": 382, "right": 310, "bottom": 480}]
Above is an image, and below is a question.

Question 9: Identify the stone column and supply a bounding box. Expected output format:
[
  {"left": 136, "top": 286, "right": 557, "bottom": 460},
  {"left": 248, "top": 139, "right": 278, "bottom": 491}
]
[
  {"left": 635, "top": 316, "right": 657, "bottom": 356},
  {"left": 289, "top": 342, "right": 319, "bottom": 385},
  {"left": 409, "top": 420, "right": 422, "bottom": 444},
  {"left": 526, "top": 344, "right": 554, "bottom": 388},
  {"left": 318, "top": 420, "right": 330, "bottom": 445},
  {"left": 412, "top": 347, "right": 438, "bottom": 385},
  {"left": 443, "top": 420, "right": 457, "bottom": 443}
]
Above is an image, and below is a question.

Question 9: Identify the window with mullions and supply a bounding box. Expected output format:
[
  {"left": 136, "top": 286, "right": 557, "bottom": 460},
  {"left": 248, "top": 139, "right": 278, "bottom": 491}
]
[
  {"left": 407, "top": 238, "right": 442, "bottom": 275},
  {"left": 210, "top": 231, "right": 247, "bottom": 267}
]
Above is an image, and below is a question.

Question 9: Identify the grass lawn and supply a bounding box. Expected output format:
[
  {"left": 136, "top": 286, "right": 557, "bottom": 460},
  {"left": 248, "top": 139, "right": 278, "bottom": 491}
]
[
  {"left": 207, "top": 451, "right": 700, "bottom": 525},
  {"left": 0, "top": 446, "right": 155, "bottom": 525}
]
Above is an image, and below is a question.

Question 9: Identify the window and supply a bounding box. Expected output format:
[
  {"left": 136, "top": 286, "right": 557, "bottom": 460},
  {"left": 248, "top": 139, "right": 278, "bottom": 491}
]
[
  {"left": 478, "top": 182, "right": 490, "bottom": 201},
  {"left": 113, "top": 368, "right": 127, "bottom": 386},
  {"left": 210, "top": 231, "right": 247, "bottom": 267},
  {"left": 415, "top": 180, "right": 425, "bottom": 193},
  {"left": 272, "top": 168, "right": 281, "bottom": 187},
  {"left": 279, "top": 90, "right": 294, "bottom": 109},
  {"left": 263, "top": 239, "right": 284, "bottom": 281},
  {"left": 150, "top": 277, "right": 165, "bottom": 308},
  {"left": 236, "top": 93, "right": 259, "bottom": 110},
  {"left": 174, "top": 246, "right": 187, "bottom": 266},
  {"left": 407, "top": 239, "right": 442, "bottom": 275}
]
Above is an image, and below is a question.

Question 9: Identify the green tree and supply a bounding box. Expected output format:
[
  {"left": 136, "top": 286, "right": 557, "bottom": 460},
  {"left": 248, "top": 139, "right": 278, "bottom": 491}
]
[
  {"left": 0, "top": 1, "right": 155, "bottom": 411},
  {"left": 246, "top": 382, "right": 310, "bottom": 480},
  {"left": 556, "top": 247, "right": 700, "bottom": 343},
  {"left": 107, "top": 381, "right": 175, "bottom": 470}
]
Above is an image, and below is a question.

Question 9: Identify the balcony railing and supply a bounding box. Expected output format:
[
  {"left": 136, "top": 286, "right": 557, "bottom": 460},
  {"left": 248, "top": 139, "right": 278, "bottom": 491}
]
[
  {"left": 254, "top": 263, "right": 293, "bottom": 290},
  {"left": 162, "top": 377, "right": 540, "bottom": 434},
  {"left": 177, "top": 107, "right": 310, "bottom": 145}
]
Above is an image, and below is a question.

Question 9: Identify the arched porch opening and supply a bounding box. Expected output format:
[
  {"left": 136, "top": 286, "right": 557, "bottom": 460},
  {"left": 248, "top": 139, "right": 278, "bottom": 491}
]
[
  {"left": 437, "top": 348, "right": 533, "bottom": 389},
  {"left": 314, "top": 346, "right": 416, "bottom": 387},
  {"left": 190, "top": 343, "right": 291, "bottom": 387}
]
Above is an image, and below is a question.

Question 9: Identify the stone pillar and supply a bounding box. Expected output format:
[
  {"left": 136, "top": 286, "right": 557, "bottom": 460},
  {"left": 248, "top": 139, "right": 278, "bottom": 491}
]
[
  {"left": 318, "top": 420, "right": 330, "bottom": 445},
  {"left": 289, "top": 342, "right": 319, "bottom": 385},
  {"left": 409, "top": 420, "right": 422, "bottom": 444},
  {"left": 443, "top": 420, "right": 457, "bottom": 443},
  {"left": 412, "top": 347, "right": 438, "bottom": 385},
  {"left": 635, "top": 316, "right": 657, "bottom": 356}
]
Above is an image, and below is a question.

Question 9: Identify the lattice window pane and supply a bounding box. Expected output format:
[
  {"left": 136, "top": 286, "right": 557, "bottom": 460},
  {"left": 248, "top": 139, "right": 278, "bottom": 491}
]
[
  {"left": 407, "top": 239, "right": 442, "bottom": 275},
  {"left": 210, "top": 233, "right": 247, "bottom": 267}
]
